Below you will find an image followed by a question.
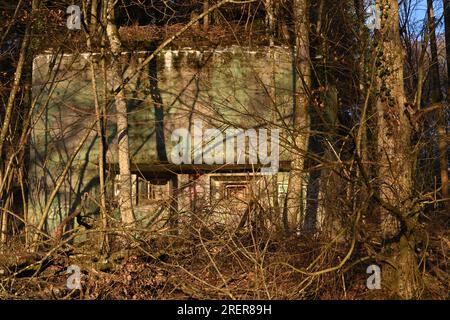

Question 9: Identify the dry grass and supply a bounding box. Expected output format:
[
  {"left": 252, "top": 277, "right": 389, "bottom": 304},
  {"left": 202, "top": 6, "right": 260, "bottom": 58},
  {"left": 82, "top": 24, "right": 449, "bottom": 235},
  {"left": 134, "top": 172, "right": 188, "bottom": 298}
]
[{"left": 1, "top": 211, "right": 448, "bottom": 300}]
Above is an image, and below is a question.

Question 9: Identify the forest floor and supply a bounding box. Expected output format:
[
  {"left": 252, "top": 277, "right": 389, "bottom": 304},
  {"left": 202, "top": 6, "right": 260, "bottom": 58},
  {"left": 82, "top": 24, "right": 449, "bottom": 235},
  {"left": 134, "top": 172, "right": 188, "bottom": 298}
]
[{"left": 0, "top": 218, "right": 448, "bottom": 300}]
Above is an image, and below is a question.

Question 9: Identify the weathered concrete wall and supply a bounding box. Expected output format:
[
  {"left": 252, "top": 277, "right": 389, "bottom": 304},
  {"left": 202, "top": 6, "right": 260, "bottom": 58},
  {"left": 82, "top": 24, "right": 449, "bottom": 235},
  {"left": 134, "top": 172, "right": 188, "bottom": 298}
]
[{"left": 29, "top": 46, "right": 295, "bottom": 232}]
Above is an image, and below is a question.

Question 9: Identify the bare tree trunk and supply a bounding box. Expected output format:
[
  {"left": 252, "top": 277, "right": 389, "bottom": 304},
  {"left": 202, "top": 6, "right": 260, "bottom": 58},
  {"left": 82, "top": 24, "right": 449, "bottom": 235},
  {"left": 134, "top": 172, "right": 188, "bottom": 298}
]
[
  {"left": 105, "top": 0, "right": 135, "bottom": 225},
  {"left": 263, "top": 0, "right": 277, "bottom": 45},
  {"left": 0, "top": 203, "right": 7, "bottom": 249},
  {"left": 428, "top": 0, "right": 442, "bottom": 104},
  {"left": 90, "top": 0, "right": 98, "bottom": 34},
  {"left": 1, "top": 190, "right": 13, "bottom": 249},
  {"left": 437, "top": 118, "right": 449, "bottom": 212},
  {"left": 203, "top": 0, "right": 209, "bottom": 31},
  {"left": 285, "top": 0, "right": 311, "bottom": 234},
  {"left": 169, "top": 175, "right": 179, "bottom": 235},
  {"left": 376, "top": 0, "right": 419, "bottom": 299},
  {"left": 148, "top": 52, "right": 168, "bottom": 162},
  {"left": 84, "top": 0, "right": 109, "bottom": 251},
  {"left": 443, "top": 0, "right": 450, "bottom": 98},
  {"left": 301, "top": 0, "right": 325, "bottom": 235},
  {"left": 429, "top": 0, "right": 449, "bottom": 211},
  {"left": 0, "top": 20, "right": 31, "bottom": 161},
  {"left": 0, "top": 0, "right": 40, "bottom": 249}
]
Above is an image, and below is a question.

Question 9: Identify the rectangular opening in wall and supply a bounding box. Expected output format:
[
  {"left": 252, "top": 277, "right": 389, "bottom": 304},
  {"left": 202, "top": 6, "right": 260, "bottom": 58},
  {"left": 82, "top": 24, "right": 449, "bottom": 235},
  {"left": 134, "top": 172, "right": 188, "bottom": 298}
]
[
  {"left": 113, "top": 175, "right": 169, "bottom": 206},
  {"left": 224, "top": 184, "right": 248, "bottom": 201},
  {"left": 136, "top": 177, "right": 170, "bottom": 206}
]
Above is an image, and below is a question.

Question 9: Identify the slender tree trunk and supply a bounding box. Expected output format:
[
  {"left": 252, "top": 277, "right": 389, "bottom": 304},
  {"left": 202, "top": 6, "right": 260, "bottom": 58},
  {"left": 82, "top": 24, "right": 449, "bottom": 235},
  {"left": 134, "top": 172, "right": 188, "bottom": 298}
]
[
  {"left": 203, "top": 0, "right": 209, "bottom": 31},
  {"left": 443, "top": 0, "right": 450, "bottom": 98},
  {"left": 84, "top": 0, "right": 109, "bottom": 252},
  {"left": 0, "top": 0, "right": 40, "bottom": 249},
  {"left": 428, "top": 0, "right": 442, "bottom": 103},
  {"left": 376, "top": 0, "right": 419, "bottom": 299},
  {"left": 285, "top": 0, "right": 311, "bottom": 234},
  {"left": 0, "top": 22, "right": 31, "bottom": 161},
  {"left": 1, "top": 203, "right": 7, "bottom": 249},
  {"left": 301, "top": 0, "right": 325, "bottom": 235},
  {"left": 148, "top": 53, "right": 168, "bottom": 162},
  {"left": 264, "top": 0, "right": 277, "bottom": 45},
  {"left": 105, "top": 0, "right": 135, "bottom": 225},
  {"left": 1, "top": 190, "right": 13, "bottom": 249},
  {"left": 169, "top": 175, "right": 179, "bottom": 234},
  {"left": 431, "top": 0, "right": 450, "bottom": 210},
  {"left": 1, "top": 190, "right": 13, "bottom": 250},
  {"left": 90, "top": 0, "right": 98, "bottom": 34}
]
